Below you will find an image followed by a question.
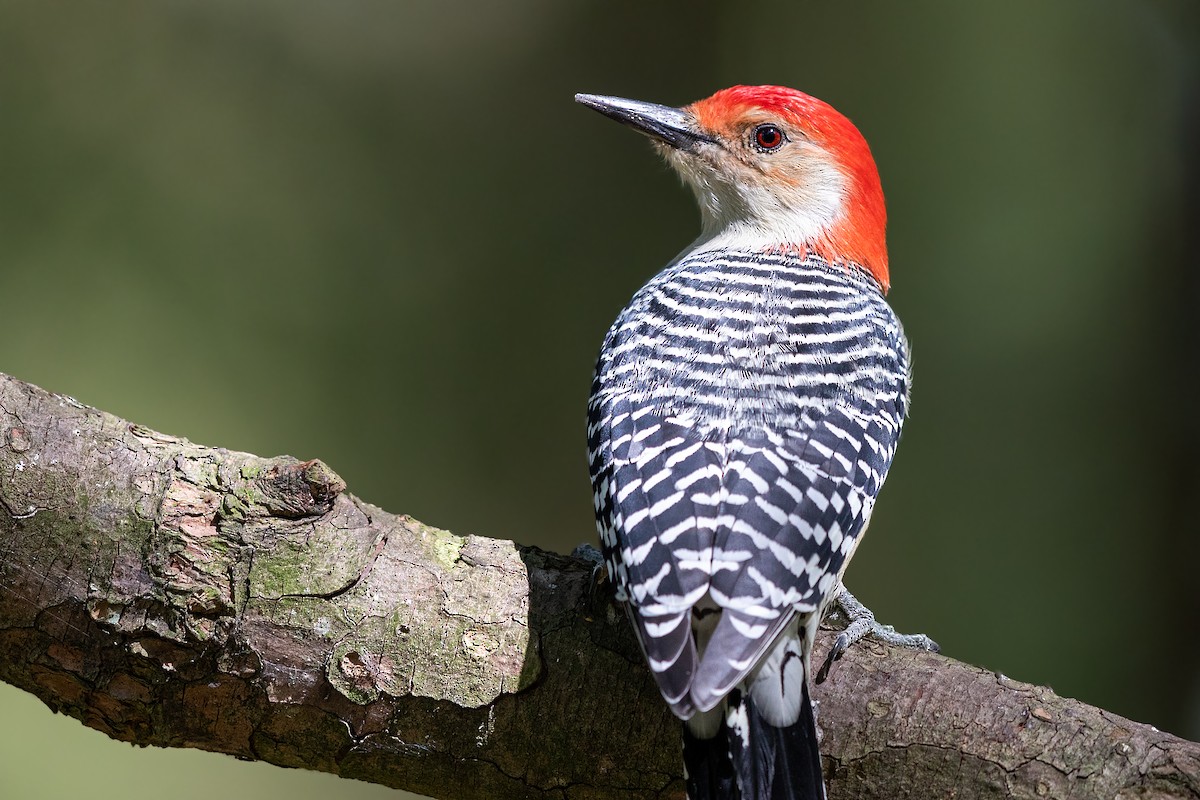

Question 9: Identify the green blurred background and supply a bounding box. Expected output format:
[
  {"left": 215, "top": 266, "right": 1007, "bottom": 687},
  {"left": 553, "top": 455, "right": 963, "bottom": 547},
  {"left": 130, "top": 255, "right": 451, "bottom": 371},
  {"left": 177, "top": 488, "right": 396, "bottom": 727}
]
[{"left": 1, "top": 1, "right": 1197, "bottom": 798}]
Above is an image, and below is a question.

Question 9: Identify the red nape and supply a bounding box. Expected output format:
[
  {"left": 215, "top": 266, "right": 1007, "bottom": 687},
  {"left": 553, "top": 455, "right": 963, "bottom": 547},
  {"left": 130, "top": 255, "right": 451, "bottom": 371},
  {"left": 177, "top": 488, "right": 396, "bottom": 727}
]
[{"left": 691, "top": 85, "right": 890, "bottom": 291}]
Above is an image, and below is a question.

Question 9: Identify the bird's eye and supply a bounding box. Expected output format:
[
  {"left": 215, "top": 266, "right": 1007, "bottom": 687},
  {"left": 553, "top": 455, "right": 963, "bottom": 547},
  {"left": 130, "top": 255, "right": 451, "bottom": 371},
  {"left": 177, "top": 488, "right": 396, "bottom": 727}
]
[{"left": 753, "top": 124, "right": 785, "bottom": 152}]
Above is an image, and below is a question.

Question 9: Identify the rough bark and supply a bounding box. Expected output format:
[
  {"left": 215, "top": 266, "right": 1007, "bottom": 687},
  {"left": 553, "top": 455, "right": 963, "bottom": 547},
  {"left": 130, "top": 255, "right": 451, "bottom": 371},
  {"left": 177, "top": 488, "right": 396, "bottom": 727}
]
[{"left": 0, "top": 371, "right": 1195, "bottom": 800}]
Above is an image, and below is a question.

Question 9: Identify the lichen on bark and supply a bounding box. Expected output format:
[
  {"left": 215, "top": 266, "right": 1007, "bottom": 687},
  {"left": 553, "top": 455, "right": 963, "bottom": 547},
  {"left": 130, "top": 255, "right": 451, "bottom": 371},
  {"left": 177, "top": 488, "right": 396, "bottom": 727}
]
[{"left": 1, "top": 371, "right": 1197, "bottom": 800}]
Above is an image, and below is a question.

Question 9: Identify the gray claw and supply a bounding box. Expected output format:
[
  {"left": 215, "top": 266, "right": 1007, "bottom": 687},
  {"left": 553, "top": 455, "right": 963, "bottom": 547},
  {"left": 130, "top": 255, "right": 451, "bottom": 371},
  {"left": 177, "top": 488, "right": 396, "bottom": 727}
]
[
  {"left": 816, "top": 587, "right": 939, "bottom": 683},
  {"left": 572, "top": 543, "right": 604, "bottom": 565}
]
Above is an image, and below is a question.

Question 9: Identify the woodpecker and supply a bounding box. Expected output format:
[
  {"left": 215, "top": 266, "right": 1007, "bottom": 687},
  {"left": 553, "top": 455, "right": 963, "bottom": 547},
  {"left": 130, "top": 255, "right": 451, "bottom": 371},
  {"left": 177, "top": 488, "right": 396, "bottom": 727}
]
[{"left": 579, "top": 86, "right": 917, "bottom": 800}]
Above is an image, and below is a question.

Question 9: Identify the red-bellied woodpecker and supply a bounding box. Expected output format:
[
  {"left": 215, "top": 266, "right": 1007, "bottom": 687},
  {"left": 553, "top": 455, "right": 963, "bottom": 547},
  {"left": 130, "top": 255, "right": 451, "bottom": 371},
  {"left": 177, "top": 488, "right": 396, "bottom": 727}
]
[{"left": 578, "top": 86, "right": 933, "bottom": 800}]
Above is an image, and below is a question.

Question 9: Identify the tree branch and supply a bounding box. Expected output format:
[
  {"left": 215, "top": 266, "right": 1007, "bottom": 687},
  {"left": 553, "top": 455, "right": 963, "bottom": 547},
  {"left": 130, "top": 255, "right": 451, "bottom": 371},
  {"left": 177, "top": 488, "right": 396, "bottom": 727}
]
[{"left": 0, "top": 371, "right": 1195, "bottom": 799}]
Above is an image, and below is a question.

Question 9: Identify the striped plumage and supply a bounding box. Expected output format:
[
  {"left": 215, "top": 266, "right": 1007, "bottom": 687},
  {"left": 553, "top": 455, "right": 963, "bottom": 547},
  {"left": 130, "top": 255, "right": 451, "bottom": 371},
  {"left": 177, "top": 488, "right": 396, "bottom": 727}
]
[
  {"left": 587, "top": 247, "right": 908, "bottom": 716},
  {"left": 578, "top": 86, "right": 905, "bottom": 800}
]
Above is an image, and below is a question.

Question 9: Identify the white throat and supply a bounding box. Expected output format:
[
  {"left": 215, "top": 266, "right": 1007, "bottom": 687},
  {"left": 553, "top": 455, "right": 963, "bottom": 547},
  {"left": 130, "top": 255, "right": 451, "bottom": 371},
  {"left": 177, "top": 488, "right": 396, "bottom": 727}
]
[{"left": 660, "top": 143, "right": 847, "bottom": 257}]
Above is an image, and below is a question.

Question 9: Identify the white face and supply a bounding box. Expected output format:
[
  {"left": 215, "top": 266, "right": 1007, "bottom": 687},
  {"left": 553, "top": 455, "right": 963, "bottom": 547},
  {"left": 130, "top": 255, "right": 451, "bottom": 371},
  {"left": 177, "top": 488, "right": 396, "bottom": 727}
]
[{"left": 655, "top": 119, "right": 847, "bottom": 254}]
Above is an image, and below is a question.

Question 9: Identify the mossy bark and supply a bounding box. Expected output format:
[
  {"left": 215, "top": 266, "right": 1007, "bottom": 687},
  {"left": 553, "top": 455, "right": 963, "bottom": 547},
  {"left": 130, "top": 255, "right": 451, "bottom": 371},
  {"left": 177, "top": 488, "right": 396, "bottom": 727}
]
[{"left": 1, "top": 372, "right": 1196, "bottom": 799}]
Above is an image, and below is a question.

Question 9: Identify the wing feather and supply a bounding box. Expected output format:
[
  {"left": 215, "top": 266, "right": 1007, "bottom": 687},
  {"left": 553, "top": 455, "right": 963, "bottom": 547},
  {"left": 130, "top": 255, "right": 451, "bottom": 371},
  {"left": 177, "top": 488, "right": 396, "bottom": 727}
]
[{"left": 695, "top": 409, "right": 886, "bottom": 709}]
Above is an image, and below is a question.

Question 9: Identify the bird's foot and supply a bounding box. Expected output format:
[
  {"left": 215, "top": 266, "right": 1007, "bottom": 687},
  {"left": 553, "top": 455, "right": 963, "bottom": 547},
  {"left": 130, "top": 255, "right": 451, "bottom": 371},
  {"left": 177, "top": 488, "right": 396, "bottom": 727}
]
[
  {"left": 815, "top": 587, "right": 938, "bottom": 684},
  {"left": 571, "top": 542, "right": 605, "bottom": 578},
  {"left": 571, "top": 543, "right": 610, "bottom": 611}
]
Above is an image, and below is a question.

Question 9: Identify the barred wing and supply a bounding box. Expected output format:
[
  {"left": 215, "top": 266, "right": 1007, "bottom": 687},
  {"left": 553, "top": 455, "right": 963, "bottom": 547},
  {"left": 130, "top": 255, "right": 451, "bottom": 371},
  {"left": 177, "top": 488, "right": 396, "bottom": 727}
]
[
  {"left": 690, "top": 407, "right": 897, "bottom": 711},
  {"left": 589, "top": 396, "right": 725, "bottom": 716}
]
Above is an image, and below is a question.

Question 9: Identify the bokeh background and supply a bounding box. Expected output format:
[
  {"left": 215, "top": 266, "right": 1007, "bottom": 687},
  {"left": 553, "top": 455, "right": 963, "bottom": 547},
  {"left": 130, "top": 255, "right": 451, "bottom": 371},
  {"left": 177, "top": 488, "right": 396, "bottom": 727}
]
[{"left": 1, "top": 2, "right": 1197, "bottom": 798}]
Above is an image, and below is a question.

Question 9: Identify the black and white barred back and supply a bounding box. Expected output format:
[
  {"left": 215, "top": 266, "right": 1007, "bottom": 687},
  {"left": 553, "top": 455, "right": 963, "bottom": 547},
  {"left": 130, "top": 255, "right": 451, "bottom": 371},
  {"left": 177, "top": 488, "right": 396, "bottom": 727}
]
[{"left": 586, "top": 248, "right": 910, "bottom": 723}]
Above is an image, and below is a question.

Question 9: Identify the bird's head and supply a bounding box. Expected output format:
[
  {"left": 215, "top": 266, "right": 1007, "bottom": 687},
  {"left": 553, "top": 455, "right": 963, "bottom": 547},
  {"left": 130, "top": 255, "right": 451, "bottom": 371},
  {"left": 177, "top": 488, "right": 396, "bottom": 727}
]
[{"left": 576, "top": 85, "right": 889, "bottom": 292}]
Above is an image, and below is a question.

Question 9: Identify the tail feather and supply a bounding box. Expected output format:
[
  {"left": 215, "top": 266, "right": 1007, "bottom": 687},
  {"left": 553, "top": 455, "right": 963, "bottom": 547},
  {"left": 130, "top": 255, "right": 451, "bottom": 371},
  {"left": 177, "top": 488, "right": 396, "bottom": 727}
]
[
  {"left": 684, "top": 684, "right": 825, "bottom": 800},
  {"left": 683, "top": 719, "right": 738, "bottom": 799}
]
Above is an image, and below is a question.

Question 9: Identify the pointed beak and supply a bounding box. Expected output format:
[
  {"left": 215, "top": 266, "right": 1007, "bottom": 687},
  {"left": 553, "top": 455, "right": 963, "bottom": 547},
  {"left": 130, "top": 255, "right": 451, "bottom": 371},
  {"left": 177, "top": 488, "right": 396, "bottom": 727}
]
[{"left": 575, "top": 93, "right": 714, "bottom": 152}]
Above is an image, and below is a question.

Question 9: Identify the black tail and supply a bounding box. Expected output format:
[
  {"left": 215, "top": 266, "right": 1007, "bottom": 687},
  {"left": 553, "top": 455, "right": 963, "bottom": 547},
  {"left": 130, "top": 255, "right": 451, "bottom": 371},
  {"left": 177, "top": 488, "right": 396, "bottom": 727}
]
[{"left": 683, "top": 683, "right": 825, "bottom": 800}]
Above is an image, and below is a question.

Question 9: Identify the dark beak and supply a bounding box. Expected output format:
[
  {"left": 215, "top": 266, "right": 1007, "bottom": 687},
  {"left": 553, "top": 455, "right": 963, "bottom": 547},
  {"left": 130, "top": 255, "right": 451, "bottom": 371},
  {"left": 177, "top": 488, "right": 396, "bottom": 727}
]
[{"left": 575, "top": 93, "right": 713, "bottom": 151}]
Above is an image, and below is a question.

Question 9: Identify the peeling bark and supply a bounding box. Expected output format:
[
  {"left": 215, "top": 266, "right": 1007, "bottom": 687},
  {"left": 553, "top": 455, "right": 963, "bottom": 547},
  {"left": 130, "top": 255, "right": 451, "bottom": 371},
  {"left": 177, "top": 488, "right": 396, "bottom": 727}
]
[{"left": 0, "top": 371, "right": 1196, "bottom": 799}]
